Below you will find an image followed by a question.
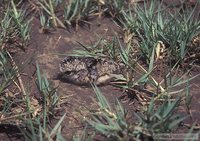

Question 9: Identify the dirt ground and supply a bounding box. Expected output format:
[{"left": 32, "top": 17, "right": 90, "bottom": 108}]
[
  {"left": 26, "top": 16, "right": 200, "bottom": 139},
  {"left": 1, "top": 0, "right": 200, "bottom": 141},
  {"left": 32, "top": 17, "right": 125, "bottom": 139}
]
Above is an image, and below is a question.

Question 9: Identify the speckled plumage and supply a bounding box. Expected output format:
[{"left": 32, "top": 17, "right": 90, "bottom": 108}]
[{"left": 58, "top": 56, "right": 124, "bottom": 86}]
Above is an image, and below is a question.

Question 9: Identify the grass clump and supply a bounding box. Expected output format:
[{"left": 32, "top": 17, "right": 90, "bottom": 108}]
[
  {"left": 37, "top": 0, "right": 128, "bottom": 31},
  {"left": 0, "top": 0, "right": 31, "bottom": 126},
  {"left": 63, "top": 0, "right": 127, "bottom": 29},
  {"left": 64, "top": 0, "right": 96, "bottom": 29},
  {"left": 36, "top": 63, "right": 59, "bottom": 117},
  {"left": 82, "top": 84, "right": 188, "bottom": 141},
  {"left": 20, "top": 106, "right": 66, "bottom": 141},
  {"left": 19, "top": 64, "right": 62, "bottom": 140},
  {"left": 38, "top": 0, "right": 65, "bottom": 29},
  {"left": 97, "top": 0, "right": 127, "bottom": 18},
  {"left": 0, "top": 0, "right": 31, "bottom": 50},
  {"left": 118, "top": 0, "right": 200, "bottom": 64},
  {"left": 0, "top": 1, "right": 61, "bottom": 133},
  {"left": 0, "top": 52, "right": 21, "bottom": 124}
]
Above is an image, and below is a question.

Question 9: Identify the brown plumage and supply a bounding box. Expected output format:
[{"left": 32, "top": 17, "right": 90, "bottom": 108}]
[{"left": 58, "top": 56, "right": 124, "bottom": 86}]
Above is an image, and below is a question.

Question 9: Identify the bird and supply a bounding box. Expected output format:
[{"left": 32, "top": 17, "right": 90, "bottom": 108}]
[{"left": 57, "top": 56, "right": 124, "bottom": 86}]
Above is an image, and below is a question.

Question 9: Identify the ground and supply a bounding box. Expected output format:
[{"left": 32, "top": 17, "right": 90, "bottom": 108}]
[{"left": 0, "top": 0, "right": 200, "bottom": 141}]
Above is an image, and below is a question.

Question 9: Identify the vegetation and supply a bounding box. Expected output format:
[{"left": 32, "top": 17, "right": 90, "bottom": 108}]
[
  {"left": 0, "top": 0, "right": 199, "bottom": 141},
  {"left": 118, "top": 0, "right": 200, "bottom": 64}
]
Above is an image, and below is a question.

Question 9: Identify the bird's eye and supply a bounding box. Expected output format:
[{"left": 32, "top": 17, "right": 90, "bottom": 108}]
[{"left": 64, "top": 71, "right": 71, "bottom": 75}]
